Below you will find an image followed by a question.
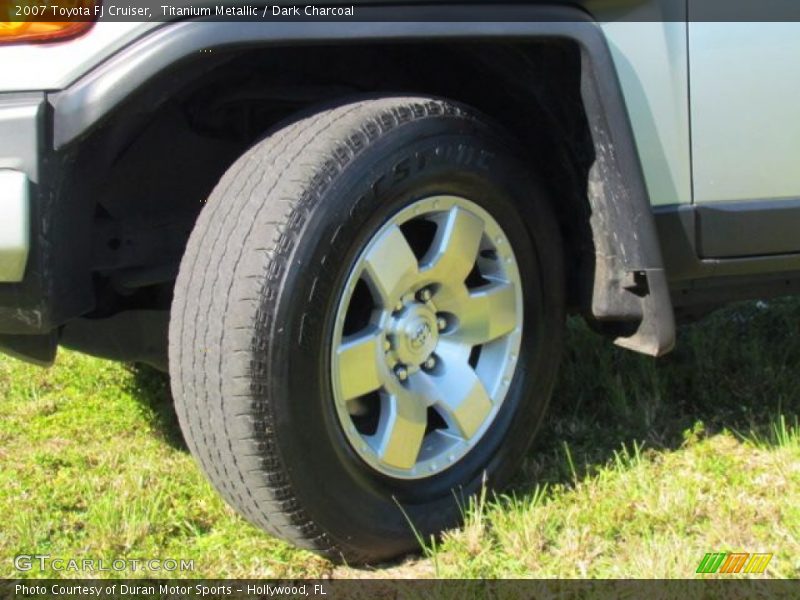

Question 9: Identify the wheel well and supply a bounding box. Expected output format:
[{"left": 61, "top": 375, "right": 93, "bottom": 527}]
[{"left": 57, "top": 40, "right": 596, "bottom": 361}]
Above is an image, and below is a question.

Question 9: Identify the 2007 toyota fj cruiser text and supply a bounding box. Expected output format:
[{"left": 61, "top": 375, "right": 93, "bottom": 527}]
[{"left": 2, "top": 2, "right": 799, "bottom": 563}]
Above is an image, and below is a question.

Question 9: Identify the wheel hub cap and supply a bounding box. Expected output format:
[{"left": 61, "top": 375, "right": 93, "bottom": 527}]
[{"left": 391, "top": 303, "right": 439, "bottom": 367}]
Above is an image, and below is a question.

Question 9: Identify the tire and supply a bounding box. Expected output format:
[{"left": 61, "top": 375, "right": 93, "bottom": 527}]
[{"left": 169, "top": 96, "right": 565, "bottom": 563}]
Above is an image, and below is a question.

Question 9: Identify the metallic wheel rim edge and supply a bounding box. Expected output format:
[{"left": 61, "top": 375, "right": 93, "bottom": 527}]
[{"left": 330, "top": 195, "right": 524, "bottom": 480}]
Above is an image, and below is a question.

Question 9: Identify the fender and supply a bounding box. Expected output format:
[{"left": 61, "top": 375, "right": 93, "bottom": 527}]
[{"left": 45, "top": 4, "right": 675, "bottom": 356}]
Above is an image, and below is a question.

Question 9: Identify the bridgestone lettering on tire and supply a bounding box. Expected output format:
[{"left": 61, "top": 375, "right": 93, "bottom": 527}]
[{"left": 169, "top": 96, "right": 565, "bottom": 563}]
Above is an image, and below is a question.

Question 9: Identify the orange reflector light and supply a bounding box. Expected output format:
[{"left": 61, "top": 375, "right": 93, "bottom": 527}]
[{"left": 0, "top": 1, "right": 96, "bottom": 45}]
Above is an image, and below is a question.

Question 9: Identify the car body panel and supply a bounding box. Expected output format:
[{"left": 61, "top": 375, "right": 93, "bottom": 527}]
[
  {"left": 602, "top": 21, "right": 691, "bottom": 206},
  {"left": 689, "top": 22, "right": 800, "bottom": 204},
  {"left": 0, "top": 22, "right": 158, "bottom": 91}
]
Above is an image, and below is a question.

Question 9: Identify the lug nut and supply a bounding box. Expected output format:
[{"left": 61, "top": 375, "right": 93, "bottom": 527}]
[
  {"left": 417, "top": 288, "right": 432, "bottom": 302},
  {"left": 395, "top": 365, "right": 409, "bottom": 381},
  {"left": 423, "top": 356, "right": 436, "bottom": 371},
  {"left": 437, "top": 316, "right": 447, "bottom": 331}
]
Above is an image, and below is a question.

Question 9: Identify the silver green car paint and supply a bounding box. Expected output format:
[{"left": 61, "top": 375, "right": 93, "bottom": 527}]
[
  {"left": 601, "top": 21, "right": 691, "bottom": 207},
  {"left": 689, "top": 22, "right": 800, "bottom": 204},
  {"left": 605, "top": 19, "right": 800, "bottom": 207}
]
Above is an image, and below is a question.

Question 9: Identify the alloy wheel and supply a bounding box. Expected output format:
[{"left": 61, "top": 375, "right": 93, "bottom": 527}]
[{"left": 331, "top": 195, "right": 524, "bottom": 479}]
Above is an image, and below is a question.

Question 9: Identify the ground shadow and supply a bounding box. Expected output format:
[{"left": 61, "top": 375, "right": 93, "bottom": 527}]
[
  {"left": 518, "top": 296, "right": 800, "bottom": 490},
  {"left": 119, "top": 299, "right": 800, "bottom": 507},
  {"left": 125, "top": 363, "right": 187, "bottom": 451}
]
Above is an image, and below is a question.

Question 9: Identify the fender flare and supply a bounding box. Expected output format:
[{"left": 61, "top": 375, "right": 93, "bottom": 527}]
[{"left": 48, "top": 4, "right": 675, "bottom": 356}]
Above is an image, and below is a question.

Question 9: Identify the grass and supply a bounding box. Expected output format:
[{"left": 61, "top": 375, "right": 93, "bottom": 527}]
[{"left": 1, "top": 298, "right": 799, "bottom": 579}]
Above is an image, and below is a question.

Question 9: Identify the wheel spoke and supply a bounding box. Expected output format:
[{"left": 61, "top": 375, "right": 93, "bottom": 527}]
[
  {"left": 374, "top": 392, "right": 427, "bottom": 469},
  {"left": 362, "top": 225, "right": 419, "bottom": 308},
  {"left": 422, "top": 207, "right": 484, "bottom": 284},
  {"left": 411, "top": 363, "right": 492, "bottom": 440},
  {"left": 438, "top": 282, "right": 518, "bottom": 346},
  {"left": 336, "top": 328, "right": 384, "bottom": 401}
]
